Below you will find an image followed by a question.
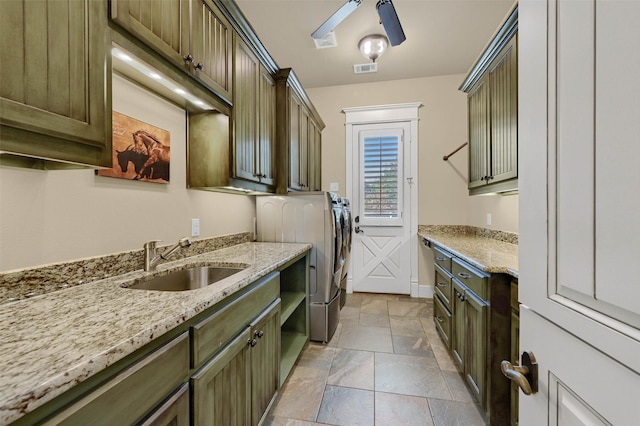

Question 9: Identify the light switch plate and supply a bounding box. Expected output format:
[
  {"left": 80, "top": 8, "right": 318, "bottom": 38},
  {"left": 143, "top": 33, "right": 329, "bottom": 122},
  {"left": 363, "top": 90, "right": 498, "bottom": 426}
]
[
  {"left": 329, "top": 182, "right": 339, "bottom": 191},
  {"left": 191, "top": 218, "right": 200, "bottom": 237}
]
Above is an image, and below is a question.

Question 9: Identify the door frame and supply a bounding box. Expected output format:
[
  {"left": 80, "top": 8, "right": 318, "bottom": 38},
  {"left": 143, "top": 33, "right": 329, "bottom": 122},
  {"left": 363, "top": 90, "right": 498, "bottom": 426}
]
[{"left": 343, "top": 103, "right": 422, "bottom": 297}]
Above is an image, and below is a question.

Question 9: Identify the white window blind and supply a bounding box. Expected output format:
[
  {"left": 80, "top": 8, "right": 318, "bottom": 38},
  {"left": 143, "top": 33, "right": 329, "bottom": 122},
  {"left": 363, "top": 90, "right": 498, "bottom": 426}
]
[{"left": 359, "top": 130, "right": 403, "bottom": 226}]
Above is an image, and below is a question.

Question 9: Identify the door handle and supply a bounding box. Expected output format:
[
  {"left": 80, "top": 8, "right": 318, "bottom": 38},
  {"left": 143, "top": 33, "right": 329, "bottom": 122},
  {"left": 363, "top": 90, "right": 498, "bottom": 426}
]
[
  {"left": 501, "top": 350, "right": 538, "bottom": 395},
  {"left": 355, "top": 226, "right": 364, "bottom": 234}
]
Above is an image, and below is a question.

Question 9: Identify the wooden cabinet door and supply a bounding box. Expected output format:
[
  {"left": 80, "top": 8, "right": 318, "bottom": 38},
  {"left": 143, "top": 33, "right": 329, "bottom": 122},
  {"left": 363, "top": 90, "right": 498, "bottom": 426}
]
[
  {"left": 288, "top": 91, "right": 303, "bottom": 190},
  {"left": 464, "top": 289, "right": 487, "bottom": 406},
  {"left": 467, "top": 77, "right": 490, "bottom": 189},
  {"left": 190, "top": 0, "right": 232, "bottom": 100},
  {"left": 110, "top": 0, "right": 189, "bottom": 70},
  {"left": 140, "top": 384, "right": 189, "bottom": 426},
  {"left": 451, "top": 279, "right": 467, "bottom": 370},
  {"left": 488, "top": 36, "right": 518, "bottom": 185},
  {"left": 298, "top": 108, "right": 310, "bottom": 190},
  {"left": 308, "top": 120, "right": 322, "bottom": 191},
  {"left": 0, "top": 0, "right": 110, "bottom": 166},
  {"left": 192, "top": 328, "right": 251, "bottom": 426},
  {"left": 249, "top": 299, "right": 281, "bottom": 425},
  {"left": 233, "top": 37, "right": 259, "bottom": 182},
  {"left": 258, "top": 66, "right": 276, "bottom": 186}
]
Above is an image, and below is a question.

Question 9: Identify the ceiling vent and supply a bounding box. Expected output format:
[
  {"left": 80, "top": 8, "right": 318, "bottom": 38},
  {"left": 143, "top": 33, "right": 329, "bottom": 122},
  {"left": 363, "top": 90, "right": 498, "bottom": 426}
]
[
  {"left": 353, "top": 63, "right": 378, "bottom": 74},
  {"left": 313, "top": 31, "right": 337, "bottom": 49}
]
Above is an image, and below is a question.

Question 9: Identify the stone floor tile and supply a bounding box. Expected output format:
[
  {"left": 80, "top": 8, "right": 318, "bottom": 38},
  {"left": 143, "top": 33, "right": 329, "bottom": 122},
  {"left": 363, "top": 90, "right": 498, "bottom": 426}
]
[
  {"left": 316, "top": 385, "right": 374, "bottom": 426},
  {"left": 326, "top": 322, "right": 343, "bottom": 348},
  {"left": 388, "top": 300, "right": 433, "bottom": 317},
  {"left": 375, "top": 352, "right": 450, "bottom": 399},
  {"left": 327, "top": 348, "right": 375, "bottom": 390},
  {"left": 345, "top": 293, "right": 363, "bottom": 307},
  {"left": 289, "top": 344, "right": 335, "bottom": 380},
  {"left": 392, "top": 334, "right": 435, "bottom": 357},
  {"left": 359, "top": 313, "right": 390, "bottom": 328},
  {"left": 390, "top": 316, "right": 427, "bottom": 337},
  {"left": 340, "top": 305, "right": 361, "bottom": 319},
  {"left": 428, "top": 399, "right": 486, "bottom": 426},
  {"left": 360, "top": 298, "right": 389, "bottom": 315},
  {"left": 375, "top": 392, "right": 434, "bottom": 426},
  {"left": 442, "top": 370, "right": 477, "bottom": 403},
  {"left": 265, "top": 416, "right": 328, "bottom": 426},
  {"left": 337, "top": 325, "right": 394, "bottom": 353},
  {"left": 270, "top": 376, "right": 326, "bottom": 421},
  {"left": 432, "top": 344, "right": 459, "bottom": 372}
]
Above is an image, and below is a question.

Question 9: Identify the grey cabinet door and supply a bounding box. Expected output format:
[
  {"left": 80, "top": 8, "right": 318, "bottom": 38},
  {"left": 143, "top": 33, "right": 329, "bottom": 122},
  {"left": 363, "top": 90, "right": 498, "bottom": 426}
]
[
  {"left": 488, "top": 36, "right": 518, "bottom": 185},
  {"left": 190, "top": 0, "right": 232, "bottom": 100},
  {"left": 467, "top": 77, "right": 491, "bottom": 190},
  {"left": 233, "top": 37, "right": 259, "bottom": 182},
  {"left": 0, "top": 0, "right": 110, "bottom": 166},
  {"left": 258, "top": 66, "right": 276, "bottom": 186},
  {"left": 250, "top": 299, "right": 281, "bottom": 425},
  {"left": 192, "top": 328, "right": 252, "bottom": 426},
  {"left": 288, "top": 91, "right": 303, "bottom": 190},
  {"left": 451, "top": 279, "right": 467, "bottom": 370},
  {"left": 464, "top": 288, "right": 487, "bottom": 406}
]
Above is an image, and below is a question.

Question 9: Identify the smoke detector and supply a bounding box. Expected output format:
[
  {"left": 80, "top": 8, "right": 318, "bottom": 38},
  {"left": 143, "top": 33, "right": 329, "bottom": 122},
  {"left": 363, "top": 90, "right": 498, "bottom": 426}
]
[
  {"left": 353, "top": 63, "right": 378, "bottom": 74},
  {"left": 313, "top": 31, "right": 338, "bottom": 49}
]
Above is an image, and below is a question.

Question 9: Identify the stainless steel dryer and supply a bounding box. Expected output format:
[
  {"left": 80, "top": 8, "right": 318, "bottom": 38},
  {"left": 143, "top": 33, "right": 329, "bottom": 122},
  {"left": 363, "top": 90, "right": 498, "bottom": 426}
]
[{"left": 256, "top": 192, "right": 344, "bottom": 342}]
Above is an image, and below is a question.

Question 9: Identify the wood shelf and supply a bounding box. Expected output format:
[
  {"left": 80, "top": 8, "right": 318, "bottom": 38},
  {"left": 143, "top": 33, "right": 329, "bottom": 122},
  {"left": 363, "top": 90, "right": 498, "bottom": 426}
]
[
  {"left": 280, "top": 332, "right": 308, "bottom": 386},
  {"left": 280, "top": 291, "right": 306, "bottom": 326}
]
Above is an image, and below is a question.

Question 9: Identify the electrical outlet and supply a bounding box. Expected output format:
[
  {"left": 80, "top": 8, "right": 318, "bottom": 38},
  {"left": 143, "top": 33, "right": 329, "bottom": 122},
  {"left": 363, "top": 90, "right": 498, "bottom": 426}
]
[
  {"left": 329, "top": 182, "right": 339, "bottom": 191},
  {"left": 191, "top": 218, "right": 200, "bottom": 237},
  {"left": 486, "top": 213, "right": 492, "bottom": 226}
]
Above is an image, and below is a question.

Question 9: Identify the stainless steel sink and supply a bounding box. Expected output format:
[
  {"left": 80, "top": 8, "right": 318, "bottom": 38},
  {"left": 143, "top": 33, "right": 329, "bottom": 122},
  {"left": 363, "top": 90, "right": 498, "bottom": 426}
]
[{"left": 127, "top": 266, "right": 246, "bottom": 291}]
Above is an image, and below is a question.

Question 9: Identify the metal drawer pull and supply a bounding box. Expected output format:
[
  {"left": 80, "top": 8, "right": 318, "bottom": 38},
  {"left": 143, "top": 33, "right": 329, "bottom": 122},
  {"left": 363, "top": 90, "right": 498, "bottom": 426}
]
[
  {"left": 435, "top": 256, "right": 447, "bottom": 262},
  {"left": 435, "top": 316, "right": 444, "bottom": 323},
  {"left": 436, "top": 282, "right": 448, "bottom": 287},
  {"left": 457, "top": 272, "right": 472, "bottom": 280},
  {"left": 501, "top": 351, "right": 538, "bottom": 395}
]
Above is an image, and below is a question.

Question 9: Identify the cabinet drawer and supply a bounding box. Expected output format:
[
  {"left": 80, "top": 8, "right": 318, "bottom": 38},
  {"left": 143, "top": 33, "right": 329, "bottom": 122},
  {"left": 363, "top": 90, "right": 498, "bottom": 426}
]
[
  {"left": 434, "top": 264, "right": 453, "bottom": 312},
  {"left": 44, "top": 332, "right": 189, "bottom": 426},
  {"left": 433, "top": 246, "right": 453, "bottom": 272},
  {"left": 452, "top": 258, "right": 488, "bottom": 300},
  {"left": 434, "top": 295, "right": 452, "bottom": 348},
  {"left": 192, "top": 271, "right": 280, "bottom": 367}
]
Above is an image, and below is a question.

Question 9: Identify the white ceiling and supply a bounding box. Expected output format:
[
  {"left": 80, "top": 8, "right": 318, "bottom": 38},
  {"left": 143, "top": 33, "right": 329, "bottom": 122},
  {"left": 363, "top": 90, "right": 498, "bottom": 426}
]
[{"left": 234, "top": 0, "right": 516, "bottom": 89}]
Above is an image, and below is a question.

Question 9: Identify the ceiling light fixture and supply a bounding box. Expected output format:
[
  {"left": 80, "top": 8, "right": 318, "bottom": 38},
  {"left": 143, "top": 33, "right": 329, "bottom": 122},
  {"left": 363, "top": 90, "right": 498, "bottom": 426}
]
[{"left": 358, "top": 34, "right": 388, "bottom": 63}]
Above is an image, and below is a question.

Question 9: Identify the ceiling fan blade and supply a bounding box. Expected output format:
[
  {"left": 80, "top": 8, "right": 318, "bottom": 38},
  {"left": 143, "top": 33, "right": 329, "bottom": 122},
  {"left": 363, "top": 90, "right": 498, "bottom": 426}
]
[
  {"left": 376, "top": 0, "right": 406, "bottom": 46},
  {"left": 311, "top": 0, "right": 362, "bottom": 39}
]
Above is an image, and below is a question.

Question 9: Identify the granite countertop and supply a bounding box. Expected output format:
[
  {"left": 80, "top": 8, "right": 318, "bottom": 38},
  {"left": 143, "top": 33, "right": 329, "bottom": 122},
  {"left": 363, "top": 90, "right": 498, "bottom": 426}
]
[
  {"left": 418, "top": 227, "right": 519, "bottom": 277},
  {"left": 0, "top": 242, "right": 311, "bottom": 425}
]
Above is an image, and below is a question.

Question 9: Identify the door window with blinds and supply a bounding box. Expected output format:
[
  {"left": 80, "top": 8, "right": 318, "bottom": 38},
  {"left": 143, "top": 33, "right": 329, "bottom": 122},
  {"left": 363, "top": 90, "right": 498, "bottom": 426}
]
[{"left": 358, "top": 128, "right": 404, "bottom": 226}]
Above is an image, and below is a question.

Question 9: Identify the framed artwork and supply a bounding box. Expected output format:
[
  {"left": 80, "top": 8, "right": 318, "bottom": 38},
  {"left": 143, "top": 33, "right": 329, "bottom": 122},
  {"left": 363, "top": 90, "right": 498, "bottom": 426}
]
[{"left": 98, "top": 111, "right": 170, "bottom": 183}]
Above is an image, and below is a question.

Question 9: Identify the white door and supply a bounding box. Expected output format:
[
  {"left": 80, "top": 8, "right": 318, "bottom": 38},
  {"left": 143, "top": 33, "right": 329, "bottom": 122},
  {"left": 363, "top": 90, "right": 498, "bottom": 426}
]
[
  {"left": 350, "top": 122, "right": 411, "bottom": 294},
  {"left": 518, "top": 0, "right": 640, "bottom": 424}
]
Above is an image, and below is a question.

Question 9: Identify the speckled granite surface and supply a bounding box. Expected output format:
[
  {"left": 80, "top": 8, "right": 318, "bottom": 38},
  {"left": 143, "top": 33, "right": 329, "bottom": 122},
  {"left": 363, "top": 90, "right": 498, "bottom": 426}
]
[
  {"left": 0, "top": 232, "right": 252, "bottom": 305},
  {"left": 418, "top": 225, "right": 518, "bottom": 277},
  {"left": 0, "top": 242, "right": 311, "bottom": 425}
]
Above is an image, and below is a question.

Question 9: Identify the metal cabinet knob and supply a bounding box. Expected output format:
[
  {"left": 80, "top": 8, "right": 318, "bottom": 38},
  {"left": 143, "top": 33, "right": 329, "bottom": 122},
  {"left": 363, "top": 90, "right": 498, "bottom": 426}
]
[
  {"left": 248, "top": 339, "right": 257, "bottom": 347},
  {"left": 183, "top": 54, "right": 194, "bottom": 64},
  {"left": 255, "top": 330, "right": 264, "bottom": 338},
  {"left": 194, "top": 62, "right": 204, "bottom": 71},
  {"left": 501, "top": 350, "right": 538, "bottom": 395}
]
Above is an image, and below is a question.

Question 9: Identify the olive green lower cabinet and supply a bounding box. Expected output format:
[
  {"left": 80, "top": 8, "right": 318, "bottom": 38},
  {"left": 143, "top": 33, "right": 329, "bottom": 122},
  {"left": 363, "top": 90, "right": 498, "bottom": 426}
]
[
  {"left": 11, "top": 251, "right": 311, "bottom": 426},
  {"left": 427, "top": 241, "right": 513, "bottom": 426},
  {"left": 42, "top": 333, "right": 191, "bottom": 426},
  {"left": 191, "top": 299, "right": 280, "bottom": 425}
]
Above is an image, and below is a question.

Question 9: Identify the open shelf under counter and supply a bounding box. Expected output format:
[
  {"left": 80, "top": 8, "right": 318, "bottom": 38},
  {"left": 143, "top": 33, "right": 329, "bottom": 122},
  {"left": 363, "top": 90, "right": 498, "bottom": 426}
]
[
  {"left": 280, "top": 291, "right": 306, "bottom": 326},
  {"left": 280, "top": 331, "right": 308, "bottom": 386}
]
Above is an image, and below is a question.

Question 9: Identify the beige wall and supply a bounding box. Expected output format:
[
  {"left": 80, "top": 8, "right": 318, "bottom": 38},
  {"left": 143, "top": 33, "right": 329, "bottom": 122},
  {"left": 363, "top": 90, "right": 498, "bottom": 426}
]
[
  {"left": 307, "top": 74, "right": 519, "bottom": 287},
  {"left": 0, "top": 75, "right": 255, "bottom": 272}
]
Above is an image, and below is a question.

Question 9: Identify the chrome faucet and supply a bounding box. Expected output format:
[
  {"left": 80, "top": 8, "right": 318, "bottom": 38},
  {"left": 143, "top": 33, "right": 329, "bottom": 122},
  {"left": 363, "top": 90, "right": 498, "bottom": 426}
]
[{"left": 144, "top": 237, "right": 192, "bottom": 271}]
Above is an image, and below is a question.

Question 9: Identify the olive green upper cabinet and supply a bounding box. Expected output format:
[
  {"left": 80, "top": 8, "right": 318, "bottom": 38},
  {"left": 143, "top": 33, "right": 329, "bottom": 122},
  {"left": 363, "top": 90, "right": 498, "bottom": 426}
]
[
  {"left": 276, "top": 68, "right": 324, "bottom": 193},
  {"left": 461, "top": 5, "right": 518, "bottom": 195},
  {"left": 233, "top": 37, "right": 276, "bottom": 186},
  {"left": 110, "top": 0, "right": 232, "bottom": 102},
  {"left": 0, "top": 0, "right": 111, "bottom": 168}
]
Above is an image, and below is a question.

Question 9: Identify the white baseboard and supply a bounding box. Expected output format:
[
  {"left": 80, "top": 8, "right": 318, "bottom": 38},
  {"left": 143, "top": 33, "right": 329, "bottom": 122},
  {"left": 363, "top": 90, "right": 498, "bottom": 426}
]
[{"left": 411, "top": 283, "right": 433, "bottom": 299}]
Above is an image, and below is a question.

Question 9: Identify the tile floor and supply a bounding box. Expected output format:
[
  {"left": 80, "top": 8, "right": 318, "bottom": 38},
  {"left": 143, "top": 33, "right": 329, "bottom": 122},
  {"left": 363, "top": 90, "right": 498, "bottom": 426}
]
[{"left": 266, "top": 293, "right": 487, "bottom": 426}]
